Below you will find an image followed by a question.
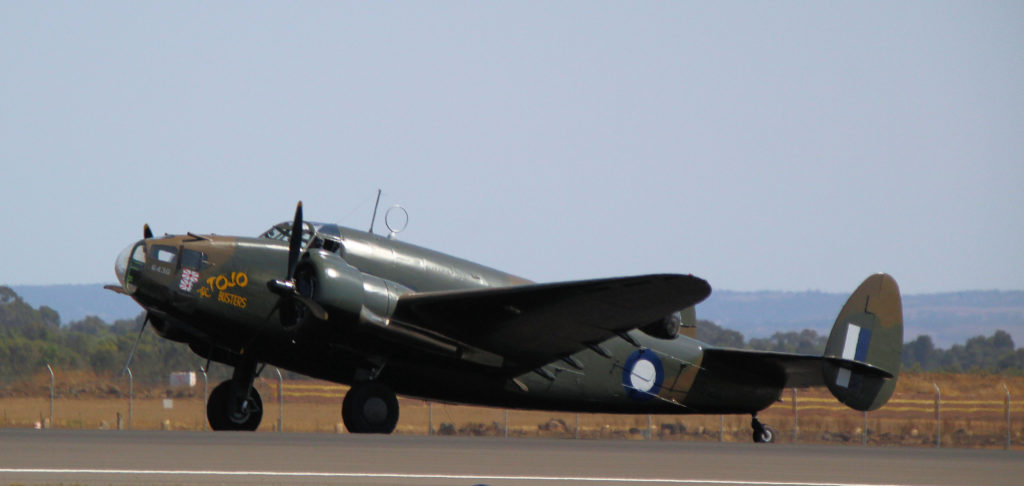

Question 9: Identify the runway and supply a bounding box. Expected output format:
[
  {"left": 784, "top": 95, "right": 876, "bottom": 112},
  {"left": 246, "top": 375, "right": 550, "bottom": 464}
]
[{"left": 0, "top": 430, "right": 1019, "bottom": 485}]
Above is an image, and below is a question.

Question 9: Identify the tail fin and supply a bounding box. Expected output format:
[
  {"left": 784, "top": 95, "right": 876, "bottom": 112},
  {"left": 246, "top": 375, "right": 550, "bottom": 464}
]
[{"left": 823, "top": 274, "right": 903, "bottom": 411}]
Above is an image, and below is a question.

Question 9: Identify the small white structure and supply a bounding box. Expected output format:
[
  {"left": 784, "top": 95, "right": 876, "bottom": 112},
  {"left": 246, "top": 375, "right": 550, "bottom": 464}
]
[{"left": 169, "top": 371, "right": 197, "bottom": 388}]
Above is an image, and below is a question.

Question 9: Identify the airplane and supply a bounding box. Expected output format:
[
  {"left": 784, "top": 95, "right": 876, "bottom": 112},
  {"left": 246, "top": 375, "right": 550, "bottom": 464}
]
[{"left": 109, "top": 202, "right": 902, "bottom": 442}]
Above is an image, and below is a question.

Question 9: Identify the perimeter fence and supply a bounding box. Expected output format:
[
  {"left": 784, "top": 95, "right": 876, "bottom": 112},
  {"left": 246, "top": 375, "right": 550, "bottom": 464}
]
[{"left": 3, "top": 366, "right": 1021, "bottom": 450}]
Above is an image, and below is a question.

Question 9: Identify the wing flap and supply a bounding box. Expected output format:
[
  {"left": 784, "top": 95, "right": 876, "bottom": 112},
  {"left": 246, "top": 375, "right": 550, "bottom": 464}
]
[{"left": 392, "top": 274, "right": 711, "bottom": 371}]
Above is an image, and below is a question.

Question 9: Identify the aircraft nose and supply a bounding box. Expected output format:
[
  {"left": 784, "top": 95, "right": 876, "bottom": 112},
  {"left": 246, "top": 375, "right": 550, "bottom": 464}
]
[{"left": 115, "top": 241, "right": 137, "bottom": 292}]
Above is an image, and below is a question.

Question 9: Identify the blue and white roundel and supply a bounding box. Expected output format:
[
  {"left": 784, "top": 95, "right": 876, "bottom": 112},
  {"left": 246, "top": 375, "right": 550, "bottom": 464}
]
[{"left": 621, "top": 349, "right": 664, "bottom": 401}]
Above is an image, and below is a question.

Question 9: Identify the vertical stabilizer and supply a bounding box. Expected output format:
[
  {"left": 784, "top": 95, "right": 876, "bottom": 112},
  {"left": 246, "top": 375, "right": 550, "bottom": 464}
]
[{"left": 823, "top": 274, "right": 903, "bottom": 411}]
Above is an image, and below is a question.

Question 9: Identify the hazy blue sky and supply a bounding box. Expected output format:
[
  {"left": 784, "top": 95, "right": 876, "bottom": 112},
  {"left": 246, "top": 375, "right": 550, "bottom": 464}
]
[{"left": 2, "top": 2, "right": 1022, "bottom": 294}]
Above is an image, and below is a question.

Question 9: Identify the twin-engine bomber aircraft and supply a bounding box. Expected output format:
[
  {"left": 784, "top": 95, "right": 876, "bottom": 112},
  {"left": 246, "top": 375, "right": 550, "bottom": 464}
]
[{"left": 109, "top": 202, "right": 902, "bottom": 441}]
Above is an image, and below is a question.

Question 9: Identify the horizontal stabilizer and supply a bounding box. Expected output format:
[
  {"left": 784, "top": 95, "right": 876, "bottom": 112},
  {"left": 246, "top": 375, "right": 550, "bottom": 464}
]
[
  {"left": 823, "top": 357, "right": 894, "bottom": 380},
  {"left": 697, "top": 348, "right": 896, "bottom": 391}
]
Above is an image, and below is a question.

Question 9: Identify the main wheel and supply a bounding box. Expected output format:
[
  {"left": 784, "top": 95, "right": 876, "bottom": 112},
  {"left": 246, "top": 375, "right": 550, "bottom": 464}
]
[
  {"left": 207, "top": 380, "right": 263, "bottom": 431},
  {"left": 342, "top": 381, "right": 399, "bottom": 434}
]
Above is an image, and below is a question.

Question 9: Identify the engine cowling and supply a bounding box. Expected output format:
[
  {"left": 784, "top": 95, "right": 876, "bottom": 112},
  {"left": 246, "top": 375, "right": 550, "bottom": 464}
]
[
  {"left": 302, "top": 249, "right": 465, "bottom": 358},
  {"left": 304, "top": 250, "right": 411, "bottom": 320},
  {"left": 640, "top": 311, "right": 682, "bottom": 340}
]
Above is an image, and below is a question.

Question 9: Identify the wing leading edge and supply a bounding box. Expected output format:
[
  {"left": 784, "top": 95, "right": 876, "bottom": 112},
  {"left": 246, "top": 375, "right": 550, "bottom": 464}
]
[{"left": 391, "top": 274, "right": 711, "bottom": 371}]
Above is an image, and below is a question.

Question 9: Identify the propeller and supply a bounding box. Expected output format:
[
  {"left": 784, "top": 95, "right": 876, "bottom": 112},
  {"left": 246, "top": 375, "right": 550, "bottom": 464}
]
[
  {"left": 268, "top": 202, "right": 328, "bottom": 328},
  {"left": 121, "top": 314, "right": 149, "bottom": 376}
]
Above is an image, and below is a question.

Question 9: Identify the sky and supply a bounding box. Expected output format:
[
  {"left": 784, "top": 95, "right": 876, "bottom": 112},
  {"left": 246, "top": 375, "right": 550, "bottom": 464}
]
[{"left": 1, "top": 2, "right": 1022, "bottom": 294}]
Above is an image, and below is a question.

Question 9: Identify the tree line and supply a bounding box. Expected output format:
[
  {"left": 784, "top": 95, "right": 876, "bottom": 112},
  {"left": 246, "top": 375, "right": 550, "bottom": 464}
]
[
  {"left": 697, "top": 319, "right": 1024, "bottom": 373},
  {"left": 1, "top": 286, "right": 1021, "bottom": 386},
  {"left": 0, "top": 286, "right": 208, "bottom": 385}
]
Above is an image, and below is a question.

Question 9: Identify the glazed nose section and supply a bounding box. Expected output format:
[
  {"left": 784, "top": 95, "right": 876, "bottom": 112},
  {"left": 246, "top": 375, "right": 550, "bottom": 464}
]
[
  {"left": 115, "top": 241, "right": 141, "bottom": 293},
  {"left": 115, "top": 244, "right": 131, "bottom": 287}
]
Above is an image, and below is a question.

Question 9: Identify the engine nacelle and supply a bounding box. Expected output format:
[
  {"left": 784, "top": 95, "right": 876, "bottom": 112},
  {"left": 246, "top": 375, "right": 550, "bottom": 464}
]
[
  {"left": 640, "top": 311, "right": 681, "bottom": 339},
  {"left": 305, "top": 250, "right": 410, "bottom": 319},
  {"left": 302, "top": 249, "right": 501, "bottom": 366}
]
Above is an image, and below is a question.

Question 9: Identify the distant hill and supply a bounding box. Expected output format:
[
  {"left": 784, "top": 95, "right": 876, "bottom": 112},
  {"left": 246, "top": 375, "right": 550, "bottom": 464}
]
[
  {"left": 6, "top": 284, "right": 1023, "bottom": 347},
  {"left": 700, "top": 290, "right": 1024, "bottom": 348},
  {"left": 8, "top": 284, "right": 143, "bottom": 324}
]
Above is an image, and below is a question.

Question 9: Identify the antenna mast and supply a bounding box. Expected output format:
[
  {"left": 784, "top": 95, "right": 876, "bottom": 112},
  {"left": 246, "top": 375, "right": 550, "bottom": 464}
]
[{"left": 368, "top": 188, "right": 382, "bottom": 234}]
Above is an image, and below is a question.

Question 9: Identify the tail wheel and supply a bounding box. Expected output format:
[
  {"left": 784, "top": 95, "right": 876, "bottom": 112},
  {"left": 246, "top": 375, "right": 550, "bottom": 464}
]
[
  {"left": 751, "top": 415, "right": 776, "bottom": 443},
  {"left": 753, "top": 426, "right": 776, "bottom": 443},
  {"left": 342, "top": 381, "right": 399, "bottom": 434},
  {"left": 207, "top": 380, "right": 263, "bottom": 431}
]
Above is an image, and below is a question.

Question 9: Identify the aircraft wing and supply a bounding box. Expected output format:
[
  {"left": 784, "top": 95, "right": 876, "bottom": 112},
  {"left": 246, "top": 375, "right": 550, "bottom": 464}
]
[
  {"left": 700, "top": 347, "right": 895, "bottom": 389},
  {"left": 391, "top": 274, "right": 711, "bottom": 371}
]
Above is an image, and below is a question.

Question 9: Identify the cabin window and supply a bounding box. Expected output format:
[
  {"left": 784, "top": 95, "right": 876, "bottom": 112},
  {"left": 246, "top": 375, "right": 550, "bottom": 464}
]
[
  {"left": 181, "top": 249, "right": 207, "bottom": 269},
  {"left": 150, "top": 245, "right": 178, "bottom": 264}
]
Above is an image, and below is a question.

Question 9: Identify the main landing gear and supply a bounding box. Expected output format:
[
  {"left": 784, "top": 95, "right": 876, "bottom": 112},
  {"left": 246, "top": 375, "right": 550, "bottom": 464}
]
[
  {"left": 207, "top": 360, "right": 263, "bottom": 431},
  {"left": 342, "top": 381, "right": 399, "bottom": 433},
  {"left": 204, "top": 358, "right": 400, "bottom": 434},
  {"left": 751, "top": 414, "right": 776, "bottom": 443}
]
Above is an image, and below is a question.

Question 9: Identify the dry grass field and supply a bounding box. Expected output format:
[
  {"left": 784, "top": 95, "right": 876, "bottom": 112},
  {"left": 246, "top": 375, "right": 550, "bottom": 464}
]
[{"left": 2, "top": 370, "right": 1021, "bottom": 449}]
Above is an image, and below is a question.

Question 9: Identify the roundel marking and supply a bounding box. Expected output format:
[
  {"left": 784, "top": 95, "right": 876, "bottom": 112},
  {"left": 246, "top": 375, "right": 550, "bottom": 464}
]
[{"left": 621, "top": 349, "right": 665, "bottom": 401}]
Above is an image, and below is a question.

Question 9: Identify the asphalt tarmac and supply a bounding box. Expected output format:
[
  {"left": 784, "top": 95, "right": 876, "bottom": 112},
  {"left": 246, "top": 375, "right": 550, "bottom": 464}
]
[{"left": 0, "top": 429, "right": 1019, "bottom": 485}]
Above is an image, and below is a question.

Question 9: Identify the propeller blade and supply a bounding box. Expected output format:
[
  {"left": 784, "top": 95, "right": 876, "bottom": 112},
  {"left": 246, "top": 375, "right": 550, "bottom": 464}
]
[
  {"left": 271, "top": 201, "right": 329, "bottom": 330},
  {"left": 143, "top": 224, "right": 153, "bottom": 239},
  {"left": 287, "top": 201, "right": 303, "bottom": 280},
  {"left": 294, "top": 294, "right": 329, "bottom": 321},
  {"left": 121, "top": 315, "right": 149, "bottom": 376}
]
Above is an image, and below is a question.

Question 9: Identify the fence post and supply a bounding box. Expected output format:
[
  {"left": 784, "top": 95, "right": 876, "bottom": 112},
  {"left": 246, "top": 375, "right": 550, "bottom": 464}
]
[
  {"left": 862, "top": 410, "right": 867, "bottom": 446},
  {"left": 792, "top": 388, "right": 798, "bottom": 443},
  {"left": 575, "top": 413, "right": 580, "bottom": 439},
  {"left": 46, "top": 364, "right": 54, "bottom": 429},
  {"left": 428, "top": 402, "right": 433, "bottom": 436},
  {"left": 933, "top": 382, "right": 941, "bottom": 448},
  {"left": 504, "top": 409, "right": 509, "bottom": 438},
  {"left": 126, "top": 367, "right": 133, "bottom": 430},
  {"left": 201, "top": 367, "right": 208, "bottom": 431},
  {"left": 276, "top": 368, "right": 283, "bottom": 432},
  {"left": 646, "top": 414, "right": 652, "bottom": 440},
  {"left": 1005, "top": 384, "right": 1011, "bottom": 451},
  {"left": 719, "top": 415, "right": 724, "bottom": 442}
]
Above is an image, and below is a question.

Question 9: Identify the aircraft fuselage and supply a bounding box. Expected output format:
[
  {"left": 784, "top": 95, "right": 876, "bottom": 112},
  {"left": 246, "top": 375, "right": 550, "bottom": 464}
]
[{"left": 116, "top": 224, "right": 779, "bottom": 417}]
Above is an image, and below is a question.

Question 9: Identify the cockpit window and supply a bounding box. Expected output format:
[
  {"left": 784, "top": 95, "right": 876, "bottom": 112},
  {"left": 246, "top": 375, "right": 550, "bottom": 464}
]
[
  {"left": 130, "top": 244, "right": 147, "bottom": 264},
  {"left": 259, "top": 222, "right": 316, "bottom": 247},
  {"left": 260, "top": 224, "right": 289, "bottom": 241},
  {"left": 150, "top": 245, "right": 178, "bottom": 264},
  {"left": 309, "top": 235, "right": 344, "bottom": 255}
]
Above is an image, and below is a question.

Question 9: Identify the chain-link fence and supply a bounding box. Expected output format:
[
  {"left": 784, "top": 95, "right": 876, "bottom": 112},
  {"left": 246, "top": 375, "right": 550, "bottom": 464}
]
[{"left": 3, "top": 366, "right": 1021, "bottom": 449}]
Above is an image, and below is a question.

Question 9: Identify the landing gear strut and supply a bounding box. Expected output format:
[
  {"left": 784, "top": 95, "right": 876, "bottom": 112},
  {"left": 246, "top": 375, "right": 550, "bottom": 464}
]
[
  {"left": 342, "top": 381, "right": 399, "bottom": 434},
  {"left": 207, "top": 360, "right": 263, "bottom": 431},
  {"left": 751, "top": 414, "right": 776, "bottom": 443}
]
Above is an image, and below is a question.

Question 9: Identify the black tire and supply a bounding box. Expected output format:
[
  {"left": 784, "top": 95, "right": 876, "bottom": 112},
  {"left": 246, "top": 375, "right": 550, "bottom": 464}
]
[
  {"left": 342, "top": 382, "right": 399, "bottom": 434},
  {"left": 207, "top": 380, "right": 263, "bottom": 431},
  {"left": 753, "top": 425, "right": 776, "bottom": 443}
]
